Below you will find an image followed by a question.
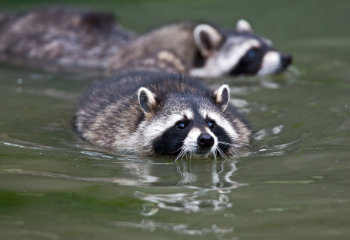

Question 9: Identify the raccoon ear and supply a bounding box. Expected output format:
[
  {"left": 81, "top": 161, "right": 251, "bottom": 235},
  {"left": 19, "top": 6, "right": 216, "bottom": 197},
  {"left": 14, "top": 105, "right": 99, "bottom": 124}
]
[
  {"left": 262, "top": 37, "right": 273, "bottom": 46},
  {"left": 213, "top": 84, "right": 230, "bottom": 111},
  {"left": 137, "top": 87, "right": 157, "bottom": 115},
  {"left": 193, "top": 24, "right": 223, "bottom": 56},
  {"left": 236, "top": 19, "right": 253, "bottom": 32}
]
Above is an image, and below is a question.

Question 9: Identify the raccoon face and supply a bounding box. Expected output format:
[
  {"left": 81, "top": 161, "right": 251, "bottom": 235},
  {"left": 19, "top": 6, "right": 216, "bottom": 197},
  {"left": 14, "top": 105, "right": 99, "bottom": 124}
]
[
  {"left": 190, "top": 19, "right": 292, "bottom": 77},
  {"left": 137, "top": 85, "right": 245, "bottom": 158}
]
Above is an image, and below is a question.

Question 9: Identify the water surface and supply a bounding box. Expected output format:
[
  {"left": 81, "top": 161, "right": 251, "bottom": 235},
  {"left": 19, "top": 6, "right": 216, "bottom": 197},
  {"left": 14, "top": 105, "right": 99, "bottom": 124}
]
[{"left": 1, "top": 0, "right": 350, "bottom": 239}]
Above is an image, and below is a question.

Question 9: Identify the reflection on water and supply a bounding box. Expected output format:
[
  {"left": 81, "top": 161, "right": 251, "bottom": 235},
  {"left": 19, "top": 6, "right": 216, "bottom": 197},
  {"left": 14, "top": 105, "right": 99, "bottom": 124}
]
[
  {"left": 135, "top": 161, "right": 243, "bottom": 213},
  {"left": 1, "top": 137, "right": 245, "bottom": 237},
  {"left": 112, "top": 160, "right": 242, "bottom": 236},
  {"left": 1, "top": 141, "right": 243, "bottom": 236},
  {"left": 2, "top": 150, "right": 243, "bottom": 213},
  {"left": 114, "top": 219, "right": 234, "bottom": 236}
]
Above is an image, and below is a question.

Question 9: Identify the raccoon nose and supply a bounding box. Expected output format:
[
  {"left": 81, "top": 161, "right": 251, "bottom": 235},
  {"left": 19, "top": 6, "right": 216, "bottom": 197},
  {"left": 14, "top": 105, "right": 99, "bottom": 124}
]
[
  {"left": 281, "top": 54, "right": 292, "bottom": 69},
  {"left": 197, "top": 133, "right": 214, "bottom": 149}
]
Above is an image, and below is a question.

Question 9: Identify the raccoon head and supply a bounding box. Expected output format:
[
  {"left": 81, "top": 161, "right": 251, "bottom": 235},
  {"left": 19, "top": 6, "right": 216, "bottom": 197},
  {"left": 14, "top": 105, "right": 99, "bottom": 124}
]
[
  {"left": 137, "top": 84, "right": 249, "bottom": 158},
  {"left": 190, "top": 19, "right": 292, "bottom": 77}
]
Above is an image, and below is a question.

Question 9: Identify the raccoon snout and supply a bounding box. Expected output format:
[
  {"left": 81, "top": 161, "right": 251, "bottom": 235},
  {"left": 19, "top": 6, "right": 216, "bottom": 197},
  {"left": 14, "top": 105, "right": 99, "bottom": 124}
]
[
  {"left": 197, "top": 133, "right": 214, "bottom": 148},
  {"left": 281, "top": 54, "right": 292, "bottom": 69}
]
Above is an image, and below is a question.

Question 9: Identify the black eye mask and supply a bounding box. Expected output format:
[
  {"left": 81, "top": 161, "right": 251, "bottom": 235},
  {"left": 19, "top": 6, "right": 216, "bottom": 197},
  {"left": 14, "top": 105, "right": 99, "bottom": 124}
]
[
  {"left": 153, "top": 120, "right": 193, "bottom": 156},
  {"left": 229, "top": 47, "right": 267, "bottom": 75}
]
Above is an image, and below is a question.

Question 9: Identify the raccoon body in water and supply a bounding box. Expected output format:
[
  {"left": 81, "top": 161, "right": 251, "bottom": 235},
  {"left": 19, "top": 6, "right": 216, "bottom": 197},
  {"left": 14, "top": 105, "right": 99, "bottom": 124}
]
[
  {"left": 0, "top": 6, "right": 292, "bottom": 77},
  {"left": 74, "top": 71, "right": 251, "bottom": 158}
]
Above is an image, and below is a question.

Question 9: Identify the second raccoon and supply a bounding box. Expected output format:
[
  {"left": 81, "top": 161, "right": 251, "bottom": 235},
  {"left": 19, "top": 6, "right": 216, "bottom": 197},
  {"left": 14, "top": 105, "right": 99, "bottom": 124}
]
[{"left": 0, "top": 6, "right": 292, "bottom": 77}]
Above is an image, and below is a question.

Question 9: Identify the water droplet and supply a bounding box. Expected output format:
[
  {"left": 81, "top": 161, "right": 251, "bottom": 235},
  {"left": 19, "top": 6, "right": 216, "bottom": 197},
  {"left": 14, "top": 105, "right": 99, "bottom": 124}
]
[
  {"left": 272, "top": 125, "right": 284, "bottom": 134},
  {"left": 141, "top": 203, "right": 159, "bottom": 217},
  {"left": 17, "top": 78, "right": 23, "bottom": 85},
  {"left": 219, "top": 194, "right": 229, "bottom": 203}
]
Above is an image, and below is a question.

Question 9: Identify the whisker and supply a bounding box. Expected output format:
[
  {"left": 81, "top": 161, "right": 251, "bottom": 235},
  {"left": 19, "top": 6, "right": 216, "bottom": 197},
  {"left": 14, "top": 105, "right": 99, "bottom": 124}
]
[
  {"left": 180, "top": 151, "right": 187, "bottom": 161},
  {"left": 217, "top": 146, "right": 228, "bottom": 159},
  {"left": 218, "top": 141, "right": 233, "bottom": 146},
  {"left": 175, "top": 147, "right": 186, "bottom": 162},
  {"left": 218, "top": 141, "right": 240, "bottom": 148},
  {"left": 226, "top": 147, "right": 237, "bottom": 156},
  {"left": 218, "top": 151, "right": 225, "bottom": 159},
  {"left": 216, "top": 147, "right": 223, "bottom": 158},
  {"left": 218, "top": 141, "right": 244, "bottom": 157}
]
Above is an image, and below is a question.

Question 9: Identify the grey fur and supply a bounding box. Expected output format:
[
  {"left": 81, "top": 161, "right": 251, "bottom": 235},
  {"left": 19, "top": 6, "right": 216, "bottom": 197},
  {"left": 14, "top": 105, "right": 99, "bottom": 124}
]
[
  {"left": 74, "top": 71, "right": 251, "bottom": 157},
  {"left": 0, "top": 6, "right": 291, "bottom": 77}
]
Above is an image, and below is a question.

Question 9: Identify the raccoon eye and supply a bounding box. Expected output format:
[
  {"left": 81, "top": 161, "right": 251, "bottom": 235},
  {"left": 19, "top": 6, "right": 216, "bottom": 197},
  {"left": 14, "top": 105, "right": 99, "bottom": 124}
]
[
  {"left": 176, "top": 121, "right": 188, "bottom": 130},
  {"left": 247, "top": 49, "right": 258, "bottom": 58},
  {"left": 207, "top": 120, "right": 215, "bottom": 129}
]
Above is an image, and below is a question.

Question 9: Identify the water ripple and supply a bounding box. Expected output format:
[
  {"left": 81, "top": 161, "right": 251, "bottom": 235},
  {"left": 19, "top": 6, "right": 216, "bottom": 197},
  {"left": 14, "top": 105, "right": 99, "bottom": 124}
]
[
  {"left": 80, "top": 150, "right": 114, "bottom": 159},
  {"left": 1, "top": 169, "right": 158, "bottom": 186},
  {"left": 113, "top": 219, "right": 233, "bottom": 236},
  {"left": 134, "top": 161, "right": 244, "bottom": 213},
  {"left": 0, "top": 138, "right": 55, "bottom": 151}
]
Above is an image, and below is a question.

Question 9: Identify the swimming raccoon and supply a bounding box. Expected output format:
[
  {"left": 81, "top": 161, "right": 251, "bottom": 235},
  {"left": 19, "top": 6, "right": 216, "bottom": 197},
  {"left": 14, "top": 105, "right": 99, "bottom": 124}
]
[
  {"left": 74, "top": 71, "right": 251, "bottom": 158},
  {"left": 0, "top": 6, "right": 291, "bottom": 77},
  {"left": 0, "top": 6, "right": 136, "bottom": 73}
]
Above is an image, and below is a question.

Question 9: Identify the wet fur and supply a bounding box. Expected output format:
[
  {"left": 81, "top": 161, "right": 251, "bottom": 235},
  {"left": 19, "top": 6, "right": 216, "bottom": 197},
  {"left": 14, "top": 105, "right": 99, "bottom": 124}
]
[
  {"left": 0, "top": 6, "right": 291, "bottom": 77},
  {"left": 74, "top": 71, "right": 251, "bottom": 156},
  {"left": 0, "top": 6, "right": 195, "bottom": 75}
]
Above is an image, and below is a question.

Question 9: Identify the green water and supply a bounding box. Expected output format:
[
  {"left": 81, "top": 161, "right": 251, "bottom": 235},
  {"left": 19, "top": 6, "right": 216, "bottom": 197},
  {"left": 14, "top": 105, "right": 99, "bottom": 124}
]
[{"left": 1, "top": 0, "right": 350, "bottom": 239}]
